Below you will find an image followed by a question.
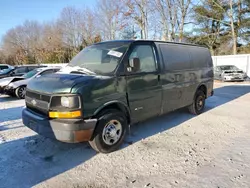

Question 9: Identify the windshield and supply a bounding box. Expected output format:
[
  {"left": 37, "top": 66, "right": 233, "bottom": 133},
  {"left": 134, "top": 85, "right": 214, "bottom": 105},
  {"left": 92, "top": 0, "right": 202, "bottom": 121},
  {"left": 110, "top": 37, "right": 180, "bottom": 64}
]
[
  {"left": 0, "top": 68, "right": 13, "bottom": 74},
  {"left": 23, "top": 69, "right": 39, "bottom": 78},
  {"left": 68, "top": 42, "right": 130, "bottom": 75},
  {"left": 219, "top": 65, "right": 239, "bottom": 70}
]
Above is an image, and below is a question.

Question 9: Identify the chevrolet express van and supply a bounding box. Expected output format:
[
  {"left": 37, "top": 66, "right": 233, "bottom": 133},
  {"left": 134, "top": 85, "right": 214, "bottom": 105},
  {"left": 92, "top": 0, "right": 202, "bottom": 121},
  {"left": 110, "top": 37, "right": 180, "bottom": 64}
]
[{"left": 22, "top": 40, "right": 214, "bottom": 153}]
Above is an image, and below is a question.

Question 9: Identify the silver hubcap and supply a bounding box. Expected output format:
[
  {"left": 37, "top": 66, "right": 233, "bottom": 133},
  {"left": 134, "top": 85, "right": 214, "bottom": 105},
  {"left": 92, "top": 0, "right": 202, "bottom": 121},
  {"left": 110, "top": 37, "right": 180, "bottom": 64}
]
[
  {"left": 196, "top": 96, "right": 204, "bottom": 110},
  {"left": 102, "top": 120, "right": 122, "bottom": 145},
  {"left": 19, "top": 87, "right": 26, "bottom": 98}
]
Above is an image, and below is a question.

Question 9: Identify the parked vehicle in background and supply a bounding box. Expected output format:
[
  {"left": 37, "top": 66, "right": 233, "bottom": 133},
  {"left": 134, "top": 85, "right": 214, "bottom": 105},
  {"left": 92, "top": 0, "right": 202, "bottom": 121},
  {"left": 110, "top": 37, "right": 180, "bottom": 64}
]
[
  {"left": 214, "top": 65, "right": 247, "bottom": 82},
  {"left": 0, "top": 64, "right": 13, "bottom": 70},
  {"left": 0, "top": 66, "right": 15, "bottom": 78},
  {"left": 0, "top": 65, "right": 46, "bottom": 79},
  {"left": 2, "top": 67, "right": 60, "bottom": 99},
  {"left": 22, "top": 40, "right": 214, "bottom": 153}
]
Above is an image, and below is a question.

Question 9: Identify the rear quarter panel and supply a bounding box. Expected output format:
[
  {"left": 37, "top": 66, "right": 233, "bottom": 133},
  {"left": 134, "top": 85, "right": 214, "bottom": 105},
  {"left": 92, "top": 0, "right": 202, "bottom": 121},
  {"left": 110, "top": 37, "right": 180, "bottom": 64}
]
[{"left": 156, "top": 43, "right": 213, "bottom": 112}]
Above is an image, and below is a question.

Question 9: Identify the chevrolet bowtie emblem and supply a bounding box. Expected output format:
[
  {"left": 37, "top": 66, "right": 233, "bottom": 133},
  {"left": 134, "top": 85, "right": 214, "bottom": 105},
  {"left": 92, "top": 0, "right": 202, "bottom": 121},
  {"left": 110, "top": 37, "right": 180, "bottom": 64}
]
[{"left": 31, "top": 99, "right": 37, "bottom": 106}]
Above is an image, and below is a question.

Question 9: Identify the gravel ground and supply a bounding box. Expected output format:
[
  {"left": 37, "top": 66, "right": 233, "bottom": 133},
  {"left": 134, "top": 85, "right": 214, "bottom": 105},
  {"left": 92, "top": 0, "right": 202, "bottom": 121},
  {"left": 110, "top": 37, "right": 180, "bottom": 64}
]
[{"left": 0, "top": 82, "right": 250, "bottom": 188}]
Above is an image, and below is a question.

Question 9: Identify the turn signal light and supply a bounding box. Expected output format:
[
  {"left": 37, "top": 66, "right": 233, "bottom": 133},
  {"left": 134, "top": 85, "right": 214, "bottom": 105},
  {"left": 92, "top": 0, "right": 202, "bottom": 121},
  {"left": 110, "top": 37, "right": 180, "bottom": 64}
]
[{"left": 49, "top": 110, "right": 82, "bottom": 119}]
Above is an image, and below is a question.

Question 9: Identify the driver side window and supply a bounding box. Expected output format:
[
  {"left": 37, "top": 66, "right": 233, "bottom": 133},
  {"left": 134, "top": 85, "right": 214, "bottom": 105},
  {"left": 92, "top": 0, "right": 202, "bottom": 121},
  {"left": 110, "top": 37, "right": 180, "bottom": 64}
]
[{"left": 129, "top": 45, "right": 157, "bottom": 73}]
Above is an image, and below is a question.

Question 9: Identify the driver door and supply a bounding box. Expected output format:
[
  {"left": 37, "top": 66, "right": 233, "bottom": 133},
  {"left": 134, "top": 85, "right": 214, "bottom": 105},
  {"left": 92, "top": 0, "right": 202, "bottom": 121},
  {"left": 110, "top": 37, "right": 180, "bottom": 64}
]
[{"left": 125, "top": 43, "right": 162, "bottom": 122}]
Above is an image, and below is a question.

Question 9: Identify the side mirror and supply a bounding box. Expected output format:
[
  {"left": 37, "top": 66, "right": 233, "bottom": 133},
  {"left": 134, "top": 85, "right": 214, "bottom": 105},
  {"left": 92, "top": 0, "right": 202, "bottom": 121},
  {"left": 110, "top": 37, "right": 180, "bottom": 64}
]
[
  {"left": 10, "top": 72, "right": 14, "bottom": 76},
  {"left": 36, "top": 74, "right": 41, "bottom": 78},
  {"left": 128, "top": 58, "right": 140, "bottom": 72}
]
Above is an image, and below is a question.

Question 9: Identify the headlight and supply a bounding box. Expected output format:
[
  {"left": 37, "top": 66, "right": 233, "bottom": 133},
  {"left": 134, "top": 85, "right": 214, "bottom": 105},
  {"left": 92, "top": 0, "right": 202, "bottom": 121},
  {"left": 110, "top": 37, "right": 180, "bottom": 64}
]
[
  {"left": 61, "top": 96, "right": 70, "bottom": 107},
  {"left": 50, "top": 95, "right": 81, "bottom": 110},
  {"left": 49, "top": 95, "right": 82, "bottom": 119}
]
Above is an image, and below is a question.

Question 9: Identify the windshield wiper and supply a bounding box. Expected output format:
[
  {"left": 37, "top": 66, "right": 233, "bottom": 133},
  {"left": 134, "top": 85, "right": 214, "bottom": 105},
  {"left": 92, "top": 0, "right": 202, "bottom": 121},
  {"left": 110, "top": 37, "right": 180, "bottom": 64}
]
[
  {"left": 74, "top": 67, "right": 96, "bottom": 75},
  {"left": 67, "top": 66, "right": 96, "bottom": 75},
  {"left": 58, "top": 66, "right": 96, "bottom": 75}
]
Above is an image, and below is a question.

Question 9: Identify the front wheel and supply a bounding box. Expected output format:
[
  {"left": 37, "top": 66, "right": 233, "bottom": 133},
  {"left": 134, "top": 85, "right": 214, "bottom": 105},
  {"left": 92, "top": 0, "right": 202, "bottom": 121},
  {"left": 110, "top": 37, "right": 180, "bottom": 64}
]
[
  {"left": 188, "top": 90, "right": 206, "bottom": 115},
  {"left": 15, "top": 86, "right": 26, "bottom": 99},
  {"left": 89, "top": 110, "right": 128, "bottom": 153}
]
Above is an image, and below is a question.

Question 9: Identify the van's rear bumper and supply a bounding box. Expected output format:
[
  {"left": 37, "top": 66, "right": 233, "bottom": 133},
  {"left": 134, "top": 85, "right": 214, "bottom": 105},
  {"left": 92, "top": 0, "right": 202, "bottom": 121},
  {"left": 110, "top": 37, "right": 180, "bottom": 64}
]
[{"left": 22, "top": 108, "right": 97, "bottom": 143}]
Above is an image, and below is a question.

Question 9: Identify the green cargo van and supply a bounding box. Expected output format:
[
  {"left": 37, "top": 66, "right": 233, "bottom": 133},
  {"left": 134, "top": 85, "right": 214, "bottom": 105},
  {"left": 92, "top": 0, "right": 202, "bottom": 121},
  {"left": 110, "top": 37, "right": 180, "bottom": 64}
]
[{"left": 22, "top": 40, "right": 214, "bottom": 153}]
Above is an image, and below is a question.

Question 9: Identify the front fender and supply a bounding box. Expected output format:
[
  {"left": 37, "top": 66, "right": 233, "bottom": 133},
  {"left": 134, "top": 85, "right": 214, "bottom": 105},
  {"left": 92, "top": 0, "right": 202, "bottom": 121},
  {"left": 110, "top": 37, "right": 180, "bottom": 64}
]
[{"left": 94, "top": 100, "right": 131, "bottom": 123}]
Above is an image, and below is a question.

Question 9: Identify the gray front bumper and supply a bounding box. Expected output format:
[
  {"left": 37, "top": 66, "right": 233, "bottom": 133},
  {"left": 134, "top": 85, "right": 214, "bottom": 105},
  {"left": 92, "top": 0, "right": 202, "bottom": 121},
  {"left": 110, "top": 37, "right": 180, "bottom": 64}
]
[{"left": 22, "top": 108, "right": 97, "bottom": 143}]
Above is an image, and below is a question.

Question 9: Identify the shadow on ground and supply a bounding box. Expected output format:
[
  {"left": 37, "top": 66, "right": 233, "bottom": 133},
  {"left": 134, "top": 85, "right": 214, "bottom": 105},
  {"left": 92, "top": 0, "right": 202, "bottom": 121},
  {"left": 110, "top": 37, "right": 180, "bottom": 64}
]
[
  {"left": 0, "top": 85, "right": 250, "bottom": 188},
  {"left": 126, "top": 85, "right": 250, "bottom": 144}
]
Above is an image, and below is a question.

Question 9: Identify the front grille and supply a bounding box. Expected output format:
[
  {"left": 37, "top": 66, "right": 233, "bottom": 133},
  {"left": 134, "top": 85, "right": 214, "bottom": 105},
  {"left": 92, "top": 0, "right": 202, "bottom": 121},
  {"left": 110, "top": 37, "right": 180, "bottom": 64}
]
[
  {"left": 26, "top": 90, "right": 50, "bottom": 102},
  {"left": 25, "top": 90, "right": 51, "bottom": 115}
]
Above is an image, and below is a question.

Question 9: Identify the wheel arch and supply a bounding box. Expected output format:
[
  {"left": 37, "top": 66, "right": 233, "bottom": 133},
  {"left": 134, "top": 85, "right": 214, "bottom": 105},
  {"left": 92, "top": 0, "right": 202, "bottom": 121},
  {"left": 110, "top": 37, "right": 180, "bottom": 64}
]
[
  {"left": 93, "top": 101, "right": 131, "bottom": 124},
  {"left": 196, "top": 84, "right": 207, "bottom": 98},
  {"left": 16, "top": 84, "right": 27, "bottom": 88}
]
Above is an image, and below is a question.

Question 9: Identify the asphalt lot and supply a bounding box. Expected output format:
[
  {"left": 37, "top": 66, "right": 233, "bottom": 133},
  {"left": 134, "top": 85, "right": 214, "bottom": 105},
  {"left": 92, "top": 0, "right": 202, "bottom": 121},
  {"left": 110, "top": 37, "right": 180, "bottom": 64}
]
[{"left": 0, "top": 82, "right": 250, "bottom": 188}]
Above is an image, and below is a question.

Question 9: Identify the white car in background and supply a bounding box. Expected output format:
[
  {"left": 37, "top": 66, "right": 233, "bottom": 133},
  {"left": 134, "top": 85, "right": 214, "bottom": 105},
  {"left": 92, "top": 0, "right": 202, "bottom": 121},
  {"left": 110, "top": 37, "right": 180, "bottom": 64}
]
[{"left": 2, "top": 67, "right": 61, "bottom": 99}]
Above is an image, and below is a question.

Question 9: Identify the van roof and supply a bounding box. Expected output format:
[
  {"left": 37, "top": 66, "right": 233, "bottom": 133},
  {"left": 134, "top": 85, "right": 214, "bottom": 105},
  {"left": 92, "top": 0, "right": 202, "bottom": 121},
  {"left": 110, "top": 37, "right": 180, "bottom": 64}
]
[{"left": 96, "top": 39, "right": 207, "bottom": 48}]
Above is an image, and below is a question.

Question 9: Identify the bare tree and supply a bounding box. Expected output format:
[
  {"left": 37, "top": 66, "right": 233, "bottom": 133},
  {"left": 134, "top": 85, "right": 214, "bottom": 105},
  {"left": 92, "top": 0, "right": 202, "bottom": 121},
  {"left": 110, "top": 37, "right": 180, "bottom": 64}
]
[
  {"left": 124, "top": 0, "right": 149, "bottom": 39},
  {"left": 176, "top": 0, "right": 192, "bottom": 42},
  {"left": 228, "top": 0, "right": 237, "bottom": 54},
  {"left": 166, "top": 0, "right": 179, "bottom": 41},
  {"left": 81, "top": 8, "right": 100, "bottom": 45},
  {"left": 152, "top": 0, "right": 170, "bottom": 40},
  {"left": 96, "top": 0, "right": 125, "bottom": 40},
  {"left": 57, "top": 6, "right": 84, "bottom": 56},
  {"left": 152, "top": 0, "right": 191, "bottom": 41},
  {"left": 2, "top": 20, "right": 43, "bottom": 64}
]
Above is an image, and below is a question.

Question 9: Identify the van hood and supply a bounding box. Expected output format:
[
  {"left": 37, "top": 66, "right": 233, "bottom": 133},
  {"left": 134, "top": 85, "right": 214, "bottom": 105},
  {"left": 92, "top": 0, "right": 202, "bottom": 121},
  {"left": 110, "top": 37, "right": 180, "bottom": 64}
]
[{"left": 27, "top": 73, "right": 96, "bottom": 94}]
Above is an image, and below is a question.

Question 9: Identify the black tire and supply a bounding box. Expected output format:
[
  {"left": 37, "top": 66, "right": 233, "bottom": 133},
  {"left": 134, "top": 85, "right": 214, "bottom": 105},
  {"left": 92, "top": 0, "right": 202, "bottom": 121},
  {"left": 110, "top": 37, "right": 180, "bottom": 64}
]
[
  {"left": 89, "top": 109, "right": 128, "bottom": 153},
  {"left": 188, "top": 90, "right": 206, "bottom": 115},
  {"left": 15, "top": 86, "right": 26, "bottom": 99}
]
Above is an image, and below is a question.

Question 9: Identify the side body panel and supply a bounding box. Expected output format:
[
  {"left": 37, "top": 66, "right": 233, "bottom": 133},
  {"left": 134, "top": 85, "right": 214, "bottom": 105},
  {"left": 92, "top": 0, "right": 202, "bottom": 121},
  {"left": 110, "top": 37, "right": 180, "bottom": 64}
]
[
  {"left": 123, "top": 41, "right": 163, "bottom": 122},
  {"left": 125, "top": 73, "right": 162, "bottom": 122},
  {"left": 156, "top": 42, "right": 213, "bottom": 114}
]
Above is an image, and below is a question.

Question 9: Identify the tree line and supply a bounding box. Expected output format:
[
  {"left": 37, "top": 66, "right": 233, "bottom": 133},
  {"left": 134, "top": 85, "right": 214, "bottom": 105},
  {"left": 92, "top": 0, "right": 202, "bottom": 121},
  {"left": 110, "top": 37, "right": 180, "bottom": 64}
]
[{"left": 0, "top": 0, "right": 249, "bottom": 65}]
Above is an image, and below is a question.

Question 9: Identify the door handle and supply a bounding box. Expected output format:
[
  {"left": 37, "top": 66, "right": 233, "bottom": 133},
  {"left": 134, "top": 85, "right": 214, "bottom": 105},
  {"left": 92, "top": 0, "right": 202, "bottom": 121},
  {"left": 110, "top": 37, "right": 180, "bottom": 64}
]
[{"left": 158, "top": 75, "right": 160, "bottom": 82}]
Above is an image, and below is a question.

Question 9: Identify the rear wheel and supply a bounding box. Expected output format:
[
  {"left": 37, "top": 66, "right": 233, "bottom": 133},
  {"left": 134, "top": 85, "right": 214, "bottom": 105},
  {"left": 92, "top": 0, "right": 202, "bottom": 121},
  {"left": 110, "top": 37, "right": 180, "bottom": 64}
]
[
  {"left": 15, "top": 86, "right": 26, "bottom": 99},
  {"left": 188, "top": 90, "right": 206, "bottom": 115},
  {"left": 89, "top": 110, "right": 128, "bottom": 153}
]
